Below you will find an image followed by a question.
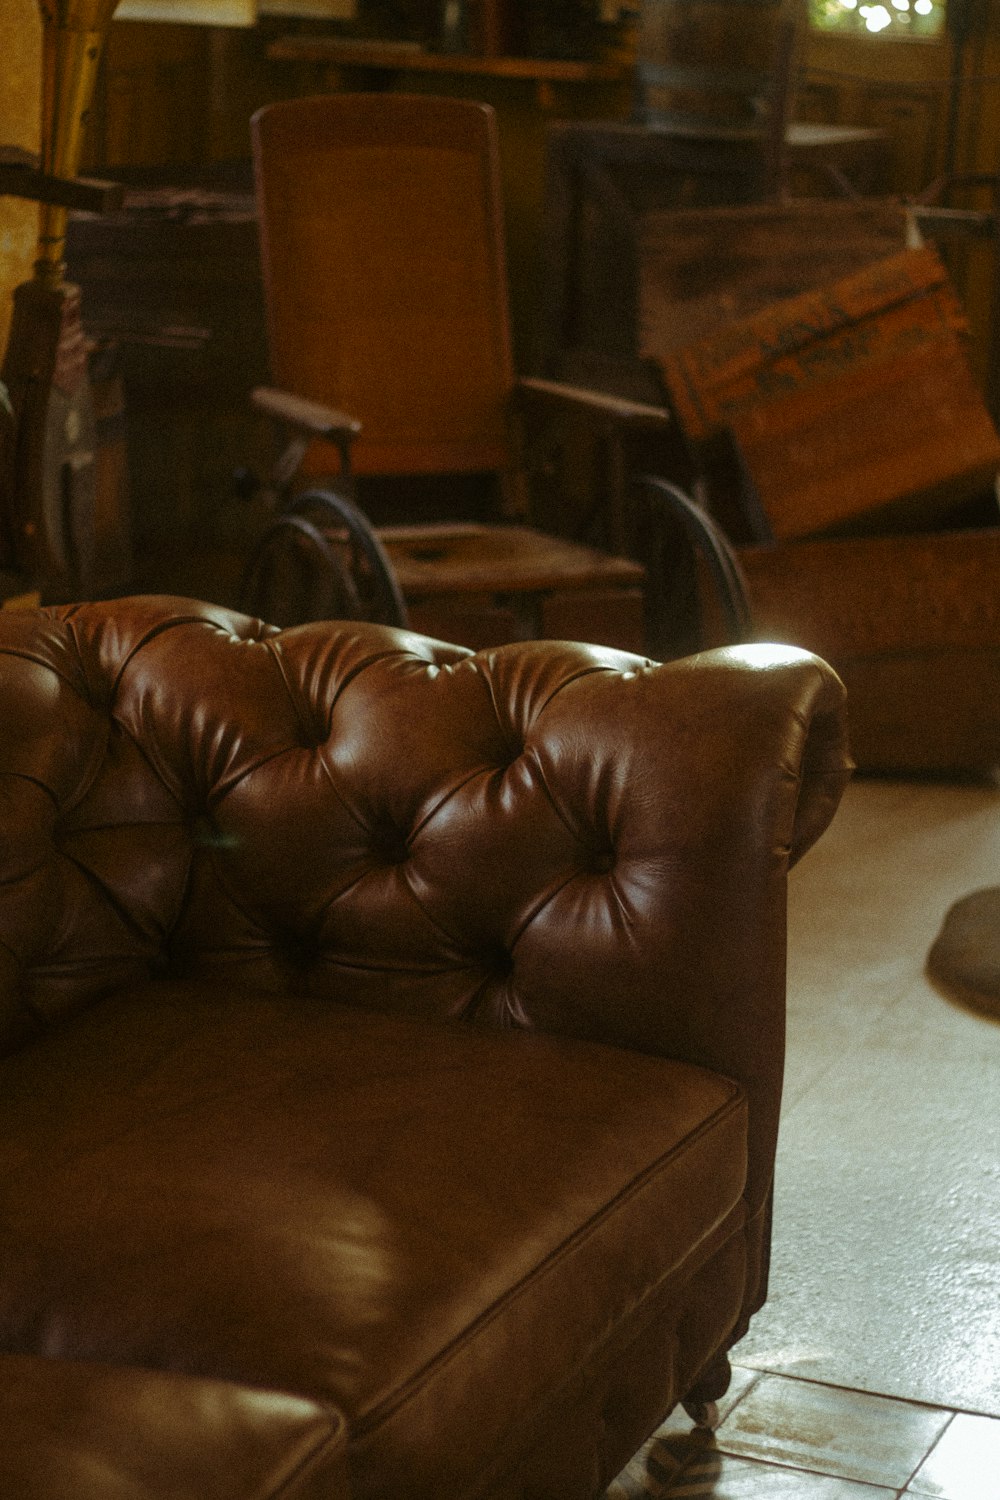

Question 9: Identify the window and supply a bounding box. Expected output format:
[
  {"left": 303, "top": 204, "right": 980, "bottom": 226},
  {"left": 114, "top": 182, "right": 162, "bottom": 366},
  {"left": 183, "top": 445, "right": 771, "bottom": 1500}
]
[{"left": 809, "top": 0, "right": 946, "bottom": 36}]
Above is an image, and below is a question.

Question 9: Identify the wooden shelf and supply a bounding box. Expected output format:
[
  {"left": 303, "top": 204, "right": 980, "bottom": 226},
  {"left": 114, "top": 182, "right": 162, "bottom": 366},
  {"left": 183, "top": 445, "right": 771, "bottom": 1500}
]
[{"left": 266, "top": 35, "right": 625, "bottom": 84}]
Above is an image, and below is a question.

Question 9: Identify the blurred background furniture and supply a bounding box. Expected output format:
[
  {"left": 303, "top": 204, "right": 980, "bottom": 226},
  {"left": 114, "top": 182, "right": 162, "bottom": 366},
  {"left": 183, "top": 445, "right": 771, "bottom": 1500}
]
[
  {"left": 654, "top": 243, "right": 1000, "bottom": 775},
  {"left": 538, "top": 151, "right": 909, "bottom": 400},
  {"left": 632, "top": 0, "right": 888, "bottom": 197},
  {"left": 633, "top": 4, "right": 799, "bottom": 196},
  {"left": 64, "top": 161, "right": 264, "bottom": 604},
  {"left": 0, "top": 594, "right": 852, "bottom": 1500},
  {"left": 535, "top": 0, "right": 890, "bottom": 383},
  {"left": 0, "top": 0, "right": 132, "bottom": 607},
  {"left": 242, "top": 90, "right": 664, "bottom": 648}
]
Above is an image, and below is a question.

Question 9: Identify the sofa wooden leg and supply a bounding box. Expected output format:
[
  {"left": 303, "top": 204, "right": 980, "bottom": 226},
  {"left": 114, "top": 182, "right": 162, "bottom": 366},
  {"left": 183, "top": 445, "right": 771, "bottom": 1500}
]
[
  {"left": 681, "top": 1349, "right": 732, "bottom": 1428},
  {"left": 682, "top": 1397, "right": 721, "bottom": 1430}
]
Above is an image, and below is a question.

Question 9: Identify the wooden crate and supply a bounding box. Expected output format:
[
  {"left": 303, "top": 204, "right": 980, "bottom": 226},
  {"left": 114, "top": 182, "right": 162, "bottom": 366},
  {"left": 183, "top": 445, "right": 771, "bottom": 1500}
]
[
  {"left": 659, "top": 246, "right": 1000, "bottom": 542},
  {"left": 728, "top": 527, "right": 1000, "bottom": 774}
]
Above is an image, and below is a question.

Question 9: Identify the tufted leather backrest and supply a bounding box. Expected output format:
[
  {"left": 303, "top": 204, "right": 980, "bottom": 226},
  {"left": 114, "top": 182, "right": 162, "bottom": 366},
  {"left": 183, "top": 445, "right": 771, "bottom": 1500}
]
[{"left": 0, "top": 597, "right": 850, "bottom": 1269}]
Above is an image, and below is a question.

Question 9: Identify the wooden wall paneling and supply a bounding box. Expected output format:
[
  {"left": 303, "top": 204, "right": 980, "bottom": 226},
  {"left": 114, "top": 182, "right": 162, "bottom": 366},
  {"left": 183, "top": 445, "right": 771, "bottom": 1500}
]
[
  {"left": 83, "top": 21, "right": 213, "bottom": 170},
  {"left": 0, "top": 0, "right": 41, "bottom": 359}
]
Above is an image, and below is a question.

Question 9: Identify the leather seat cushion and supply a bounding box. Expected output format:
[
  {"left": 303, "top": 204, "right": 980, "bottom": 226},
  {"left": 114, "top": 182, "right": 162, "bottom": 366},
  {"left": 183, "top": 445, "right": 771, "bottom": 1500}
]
[
  {"left": 0, "top": 984, "right": 748, "bottom": 1497},
  {"left": 0, "top": 1353, "right": 347, "bottom": 1500}
]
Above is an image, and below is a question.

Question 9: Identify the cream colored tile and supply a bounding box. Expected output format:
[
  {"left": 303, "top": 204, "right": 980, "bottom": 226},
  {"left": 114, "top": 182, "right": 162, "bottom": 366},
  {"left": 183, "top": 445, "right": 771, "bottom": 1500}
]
[
  {"left": 777, "top": 779, "right": 1000, "bottom": 1109},
  {"left": 607, "top": 1439, "right": 899, "bottom": 1498},
  {"left": 714, "top": 1375, "right": 949, "bottom": 1488},
  {"left": 737, "top": 778, "right": 1000, "bottom": 1413},
  {"left": 786, "top": 778, "right": 1000, "bottom": 979},
  {"left": 907, "top": 1412, "right": 1000, "bottom": 1499},
  {"left": 653, "top": 1366, "right": 763, "bottom": 1435},
  {"left": 736, "top": 977, "right": 1000, "bottom": 1411}
]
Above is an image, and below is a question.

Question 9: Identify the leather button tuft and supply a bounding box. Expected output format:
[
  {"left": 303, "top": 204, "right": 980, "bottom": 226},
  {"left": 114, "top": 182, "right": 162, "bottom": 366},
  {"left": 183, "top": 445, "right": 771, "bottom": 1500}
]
[
  {"left": 370, "top": 824, "right": 409, "bottom": 865},
  {"left": 272, "top": 928, "right": 317, "bottom": 973},
  {"left": 588, "top": 848, "right": 615, "bottom": 876}
]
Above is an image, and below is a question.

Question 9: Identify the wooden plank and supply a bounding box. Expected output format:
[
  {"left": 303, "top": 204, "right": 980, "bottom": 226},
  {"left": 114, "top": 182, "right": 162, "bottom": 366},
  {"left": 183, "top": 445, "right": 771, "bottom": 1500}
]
[
  {"left": 826, "top": 652, "right": 1000, "bottom": 775},
  {"left": 1, "top": 588, "right": 41, "bottom": 610},
  {"left": 265, "top": 35, "right": 624, "bottom": 80},
  {"left": 660, "top": 246, "right": 963, "bottom": 432},
  {"left": 730, "top": 331, "right": 1000, "bottom": 538}
]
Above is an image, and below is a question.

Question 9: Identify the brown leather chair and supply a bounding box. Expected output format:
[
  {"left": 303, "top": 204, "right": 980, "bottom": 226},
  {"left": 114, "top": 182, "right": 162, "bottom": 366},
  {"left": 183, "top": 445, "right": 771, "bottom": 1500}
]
[{"left": 0, "top": 596, "right": 851, "bottom": 1499}]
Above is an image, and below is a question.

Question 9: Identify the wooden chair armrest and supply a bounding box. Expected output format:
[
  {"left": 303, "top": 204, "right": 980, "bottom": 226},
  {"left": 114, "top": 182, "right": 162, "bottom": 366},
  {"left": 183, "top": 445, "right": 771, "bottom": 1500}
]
[
  {"left": 251, "top": 386, "right": 361, "bottom": 443},
  {"left": 241, "top": 388, "right": 362, "bottom": 508},
  {"left": 516, "top": 376, "right": 671, "bottom": 431}
]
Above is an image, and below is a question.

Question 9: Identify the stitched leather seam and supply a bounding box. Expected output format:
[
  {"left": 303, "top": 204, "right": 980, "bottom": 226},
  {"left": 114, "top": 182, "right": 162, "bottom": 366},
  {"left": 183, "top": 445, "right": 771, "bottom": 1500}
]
[
  {"left": 61, "top": 609, "right": 241, "bottom": 705},
  {"left": 264, "top": 634, "right": 399, "bottom": 743},
  {"left": 49, "top": 845, "right": 173, "bottom": 955},
  {"left": 477, "top": 658, "right": 626, "bottom": 734}
]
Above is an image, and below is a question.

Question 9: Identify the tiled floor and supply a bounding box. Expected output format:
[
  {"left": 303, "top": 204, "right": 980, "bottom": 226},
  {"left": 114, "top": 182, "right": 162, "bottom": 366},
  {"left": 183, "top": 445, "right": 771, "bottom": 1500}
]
[
  {"left": 609, "top": 1367, "right": 1000, "bottom": 1498},
  {"left": 609, "top": 776, "right": 1000, "bottom": 1498}
]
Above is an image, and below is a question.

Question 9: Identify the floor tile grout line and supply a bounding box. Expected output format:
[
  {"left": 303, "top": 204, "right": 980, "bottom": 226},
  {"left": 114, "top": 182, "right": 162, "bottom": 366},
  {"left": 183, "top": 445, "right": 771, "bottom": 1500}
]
[
  {"left": 896, "top": 1409, "right": 959, "bottom": 1499},
  {"left": 702, "top": 1368, "right": 965, "bottom": 1493},
  {"left": 662, "top": 1444, "right": 912, "bottom": 1497},
  {"left": 713, "top": 1366, "right": 762, "bottom": 1425},
  {"left": 731, "top": 1364, "right": 996, "bottom": 1423},
  {"left": 708, "top": 1437, "right": 917, "bottom": 1491}
]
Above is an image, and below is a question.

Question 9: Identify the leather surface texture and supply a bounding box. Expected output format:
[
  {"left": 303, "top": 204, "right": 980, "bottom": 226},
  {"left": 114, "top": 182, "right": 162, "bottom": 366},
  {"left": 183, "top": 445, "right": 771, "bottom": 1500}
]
[
  {"left": 0, "top": 597, "right": 851, "bottom": 1500},
  {"left": 0, "top": 1354, "right": 348, "bottom": 1500}
]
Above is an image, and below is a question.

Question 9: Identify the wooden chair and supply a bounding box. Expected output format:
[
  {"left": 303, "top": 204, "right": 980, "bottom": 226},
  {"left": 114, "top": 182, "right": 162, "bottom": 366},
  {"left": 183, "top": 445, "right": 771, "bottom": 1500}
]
[{"left": 243, "top": 92, "right": 667, "bottom": 650}]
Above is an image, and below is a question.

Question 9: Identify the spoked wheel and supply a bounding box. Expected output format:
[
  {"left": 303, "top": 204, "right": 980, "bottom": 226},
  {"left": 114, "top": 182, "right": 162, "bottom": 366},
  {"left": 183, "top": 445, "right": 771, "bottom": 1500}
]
[
  {"left": 632, "top": 475, "right": 753, "bottom": 661},
  {"left": 240, "top": 488, "right": 409, "bottom": 629}
]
